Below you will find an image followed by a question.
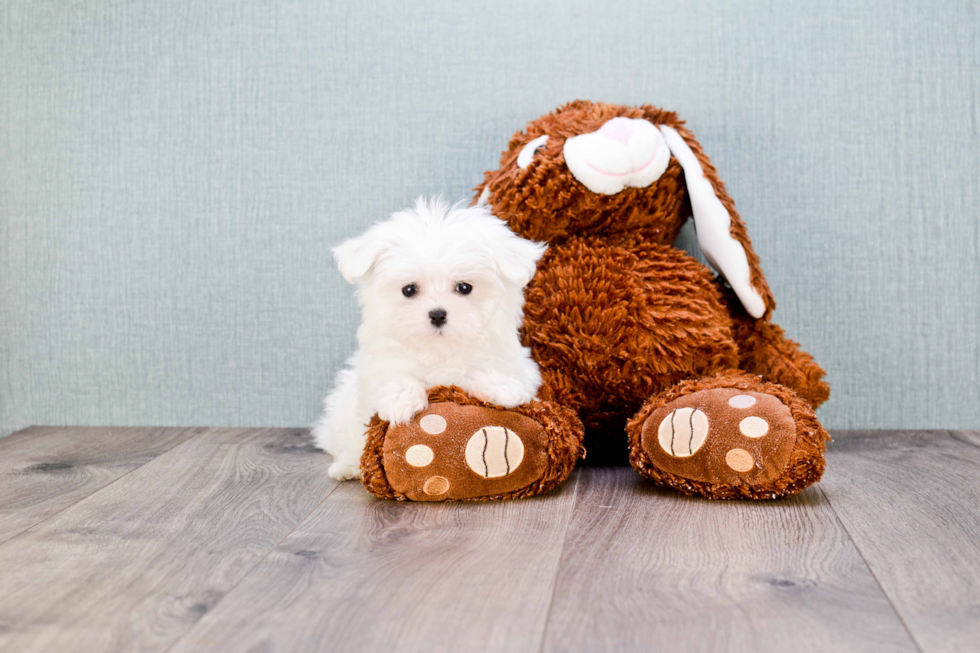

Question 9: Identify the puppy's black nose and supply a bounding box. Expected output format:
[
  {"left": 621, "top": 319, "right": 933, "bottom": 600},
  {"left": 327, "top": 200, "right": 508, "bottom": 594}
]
[{"left": 428, "top": 308, "right": 447, "bottom": 327}]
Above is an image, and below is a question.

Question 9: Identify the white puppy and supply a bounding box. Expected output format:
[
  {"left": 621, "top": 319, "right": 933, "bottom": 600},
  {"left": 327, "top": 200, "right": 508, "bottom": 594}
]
[{"left": 312, "top": 197, "right": 547, "bottom": 481}]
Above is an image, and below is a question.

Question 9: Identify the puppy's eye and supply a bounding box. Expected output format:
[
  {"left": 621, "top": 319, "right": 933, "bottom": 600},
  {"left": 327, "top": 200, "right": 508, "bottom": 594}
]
[
  {"left": 517, "top": 135, "right": 549, "bottom": 169},
  {"left": 455, "top": 282, "right": 473, "bottom": 295},
  {"left": 401, "top": 284, "right": 418, "bottom": 298}
]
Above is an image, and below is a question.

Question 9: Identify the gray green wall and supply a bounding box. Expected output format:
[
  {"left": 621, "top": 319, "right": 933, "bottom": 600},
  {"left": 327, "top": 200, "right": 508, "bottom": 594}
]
[{"left": 2, "top": 0, "right": 978, "bottom": 437}]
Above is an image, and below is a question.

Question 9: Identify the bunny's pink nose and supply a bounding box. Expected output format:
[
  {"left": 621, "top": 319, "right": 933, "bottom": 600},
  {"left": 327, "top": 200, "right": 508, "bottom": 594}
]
[{"left": 596, "top": 117, "right": 641, "bottom": 145}]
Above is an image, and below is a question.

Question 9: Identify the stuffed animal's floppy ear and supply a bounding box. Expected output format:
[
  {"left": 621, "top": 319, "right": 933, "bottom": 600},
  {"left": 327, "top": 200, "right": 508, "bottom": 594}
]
[
  {"left": 498, "top": 234, "right": 547, "bottom": 287},
  {"left": 332, "top": 228, "right": 389, "bottom": 284},
  {"left": 658, "top": 124, "right": 774, "bottom": 319}
]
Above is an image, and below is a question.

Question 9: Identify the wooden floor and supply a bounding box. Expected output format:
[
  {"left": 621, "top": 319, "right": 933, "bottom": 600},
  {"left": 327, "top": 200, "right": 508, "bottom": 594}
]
[{"left": 0, "top": 428, "right": 977, "bottom": 653}]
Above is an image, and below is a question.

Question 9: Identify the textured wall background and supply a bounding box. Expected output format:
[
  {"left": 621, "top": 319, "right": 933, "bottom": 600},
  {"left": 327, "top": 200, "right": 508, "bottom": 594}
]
[{"left": 1, "top": 0, "right": 978, "bottom": 437}]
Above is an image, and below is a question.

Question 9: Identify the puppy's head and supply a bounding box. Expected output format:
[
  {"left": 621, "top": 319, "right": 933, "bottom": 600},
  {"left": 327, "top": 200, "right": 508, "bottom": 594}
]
[{"left": 334, "top": 197, "right": 546, "bottom": 345}]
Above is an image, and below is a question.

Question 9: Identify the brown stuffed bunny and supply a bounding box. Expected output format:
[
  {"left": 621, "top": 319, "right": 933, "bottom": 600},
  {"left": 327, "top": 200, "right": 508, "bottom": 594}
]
[{"left": 361, "top": 101, "right": 831, "bottom": 501}]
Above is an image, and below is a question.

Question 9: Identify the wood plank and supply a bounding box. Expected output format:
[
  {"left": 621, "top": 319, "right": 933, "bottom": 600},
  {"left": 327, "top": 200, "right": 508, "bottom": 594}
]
[
  {"left": 0, "top": 426, "right": 203, "bottom": 544},
  {"left": 0, "top": 428, "right": 337, "bottom": 653},
  {"left": 167, "top": 475, "right": 581, "bottom": 653},
  {"left": 541, "top": 467, "right": 919, "bottom": 653},
  {"left": 823, "top": 430, "right": 980, "bottom": 653}
]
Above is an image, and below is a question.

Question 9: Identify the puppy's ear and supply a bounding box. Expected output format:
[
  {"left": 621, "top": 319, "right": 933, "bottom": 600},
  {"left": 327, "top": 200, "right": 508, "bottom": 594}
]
[
  {"left": 332, "top": 229, "right": 388, "bottom": 284},
  {"left": 658, "top": 123, "right": 774, "bottom": 320},
  {"left": 498, "top": 235, "right": 547, "bottom": 287}
]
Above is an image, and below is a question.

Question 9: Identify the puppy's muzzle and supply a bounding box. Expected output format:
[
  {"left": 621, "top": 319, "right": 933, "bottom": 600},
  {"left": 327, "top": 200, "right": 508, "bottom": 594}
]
[{"left": 428, "top": 308, "right": 447, "bottom": 328}]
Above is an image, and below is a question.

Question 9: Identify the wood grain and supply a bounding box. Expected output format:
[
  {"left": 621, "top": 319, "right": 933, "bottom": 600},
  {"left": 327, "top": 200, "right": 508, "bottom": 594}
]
[
  {"left": 0, "top": 428, "right": 337, "bottom": 653},
  {"left": 167, "top": 476, "right": 580, "bottom": 653},
  {"left": 823, "top": 430, "right": 980, "bottom": 653},
  {"left": 540, "top": 467, "right": 919, "bottom": 653},
  {"left": 0, "top": 426, "right": 203, "bottom": 544},
  {"left": 4, "top": 428, "right": 978, "bottom": 653}
]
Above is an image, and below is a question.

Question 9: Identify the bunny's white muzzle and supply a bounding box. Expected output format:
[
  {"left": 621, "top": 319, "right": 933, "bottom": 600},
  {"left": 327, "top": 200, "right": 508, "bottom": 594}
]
[{"left": 563, "top": 117, "right": 672, "bottom": 195}]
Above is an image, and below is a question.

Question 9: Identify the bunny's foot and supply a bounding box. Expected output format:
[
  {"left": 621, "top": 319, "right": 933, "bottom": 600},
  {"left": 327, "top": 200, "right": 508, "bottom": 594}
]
[
  {"left": 627, "top": 371, "right": 829, "bottom": 499},
  {"left": 361, "top": 386, "right": 584, "bottom": 502}
]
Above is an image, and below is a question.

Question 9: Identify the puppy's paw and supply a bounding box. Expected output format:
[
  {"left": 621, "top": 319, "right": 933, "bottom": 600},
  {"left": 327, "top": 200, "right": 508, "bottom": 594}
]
[
  {"left": 376, "top": 383, "right": 429, "bottom": 425},
  {"left": 328, "top": 460, "right": 360, "bottom": 481},
  {"left": 469, "top": 374, "right": 535, "bottom": 408}
]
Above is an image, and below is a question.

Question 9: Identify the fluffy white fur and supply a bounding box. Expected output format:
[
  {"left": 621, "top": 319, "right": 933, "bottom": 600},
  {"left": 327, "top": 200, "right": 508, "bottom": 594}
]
[{"left": 312, "top": 197, "right": 547, "bottom": 481}]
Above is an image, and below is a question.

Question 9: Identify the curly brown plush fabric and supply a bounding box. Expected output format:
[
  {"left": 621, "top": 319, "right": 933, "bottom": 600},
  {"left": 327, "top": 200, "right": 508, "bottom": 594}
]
[
  {"left": 468, "top": 100, "right": 832, "bottom": 500},
  {"left": 717, "top": 285, "right": 831, "bottom": 408},
  {"left": 360, "top": 385, "right": 585, "bottom": 502}
]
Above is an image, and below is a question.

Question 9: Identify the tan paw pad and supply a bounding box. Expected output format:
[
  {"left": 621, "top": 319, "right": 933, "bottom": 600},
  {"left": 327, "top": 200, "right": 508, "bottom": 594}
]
[
  {"left": 725, "top": 448, "right": 755, "bottom": 472},
  {"left": 405, "top": 444, "right": 434, "bottom": 467},
  {"left": 657, "top": 408, "right": 709, "bottom": 457},
  {"left": 423, "top": 476, "right": 450, "bottom": 495},
  {"left": 419, "top": 414, "right": 446, "bottom": 434},
  {"left": 739, "top": 416, "right": 769, "bottom": 438},
  {"left": 464, "top": 427, "right": 524, "bottom": 478},
  {"left": 728, "top": 394, "right": 757, "bottom": 408}
]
